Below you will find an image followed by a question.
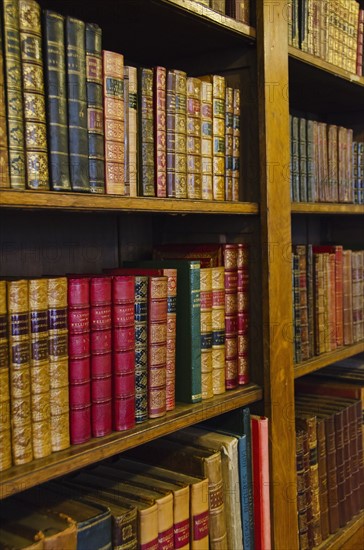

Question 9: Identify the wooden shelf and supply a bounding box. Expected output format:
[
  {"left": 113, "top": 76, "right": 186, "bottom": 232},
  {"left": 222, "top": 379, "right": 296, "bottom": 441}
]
[
  {"left": 0, "top": 190, "right": 259, "bottom": 215},
  {"left": 317, "top": 510, "right": 364, "bottom": 550},
  {"left": 0, "top": 384, "right": 262, "bottom": 499},
  {"left": 291, "top": 203, "right": 364, "bottom": 215},
  {"left": 294, "top": 341, "right": 364, "bottom": 379}
]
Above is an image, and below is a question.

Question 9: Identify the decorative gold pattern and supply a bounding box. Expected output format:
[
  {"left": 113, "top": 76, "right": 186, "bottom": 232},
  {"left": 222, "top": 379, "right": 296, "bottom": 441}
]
[
  {"left": 32, "top": 419, "right": 52, "bottom": 459},
  {"left": 50, "top": 412, "right": 70, "bottom": 451}
]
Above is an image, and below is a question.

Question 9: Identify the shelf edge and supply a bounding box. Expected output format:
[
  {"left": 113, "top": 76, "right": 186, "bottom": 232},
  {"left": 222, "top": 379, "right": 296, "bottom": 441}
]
[{"left": 294, "top": 341, "right": 364, "bottom": 379}]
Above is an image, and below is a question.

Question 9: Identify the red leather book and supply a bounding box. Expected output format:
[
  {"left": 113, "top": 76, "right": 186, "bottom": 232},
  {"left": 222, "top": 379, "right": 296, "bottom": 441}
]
[
  {"left": 112, "top": 276, "right": 135, "bottom": 431},
  {"left": 222, "top": 244, "right": 238, "bottom": 389},
  {"left": 251, "top": 415, "right": 271, "bottom": 550},
  {"left": 154, "top": 66, "right": 167, "bottom": 197},
  {"left": 237, "top": 243, "right": 250, "bottom": 384}
]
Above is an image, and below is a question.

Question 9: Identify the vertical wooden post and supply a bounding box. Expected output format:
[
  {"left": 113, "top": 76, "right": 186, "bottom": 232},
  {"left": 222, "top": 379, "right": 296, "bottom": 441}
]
[{"left": 256, "top": 1, "right": 299, "bottom": 548}]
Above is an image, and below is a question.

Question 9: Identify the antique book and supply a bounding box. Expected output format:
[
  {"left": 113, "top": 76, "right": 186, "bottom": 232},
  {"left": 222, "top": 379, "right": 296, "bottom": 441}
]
[
  {"left": 200, "top": 266, "right": 213, "bottom": 399},
  {"left": 124, "top": 65, "right": 138, "bottom": 197},
  {"left": 298, "top": 117, "right": 308, "bottom": 202},
  {"left": 313, "top": 251, "right": 325, "bottom": 355},
  {"left": 19, "top": 0, "right": 49, "bottom": 189},
  {"left": 237, "top": 243, "right": 249, "bottom": 383},
  {"left": 351, "top": 251, "right": 363, "bottom": 343},
  {"left": 292, "top": 252, "right": 302, "bottom": 363},
  {"left": 250, "top": 415, "right": 271, "bottom": 550},
  {"left": 295, "top": 429, "right": 310, "bottom": 550},
  {"left": 43, "top": 10, "right": 71, "bottom": 191},
  {"left": 103, "top": 50, "right": 124, "bottom": 195},
  {"left": 225, "top": 86, "right": 233, "bottom": 196},
  {"left": 0, "top": 523, "right": 44, "bottom": 549},
  {"left": 2, "top": 0, "right": 26, "bottom": 189},
  {"left": 343, "top": 249, "right": 353, "bottom": 345},
  {"left": 47, "top": 276, "right": 70, "bottom": 452},
  {"left": 223, "top": 244, "right": 238, "bottom": 389},
  {"left": 166, "top": 69, "right": 176, "bottom": 198},
  {"left": 210, "top": 0, "right": 225, "bottom": 14},
  {"left": 138, "top": 67, "right": 155, "bottom": 197},
  {"left": 227, "top": 0, "right": 250, "bottom": 24},
  {"left": 112, "top": 275, "right": 135, "bottom": 430},
  {"left": 66, "top": 16, "right": 89, "bottom": 191},
  {"left": 0, "top": 18, "right": 9, "bottom": 187},
  {"left": 293, "top": 245, "right": 310, "bottom": 362},
  {"left": 232, "top": 88, "right": 240, "bottom": 201},
  {"left": 86, "top": 23, "right": 105, "bottom": 194},
  {"left": 200, "top": 80, "right": 213, "bottom": 200},
  {"left": 291, "top": 115, "right": 300, "bottom": 202},
  {"left": 154, "top": 66, "right": 167, "bottom": 197},
  {"left": 67, "top": 276, "right": 91, "bottom": 444},
  {"left": 306, "top": 244, "right": 315, "bottom": 357},
  {"left": 187, "top": 76, "right": 202, "bottom": 199},
  {"left": 154, "top": 242, "right": 223, "bottom": 267},
  {"left": 306, "top": 119, "right": 316, "bottom": 202},
  {"left": 173, "top": 69, "right": 187, "bottom": 198},
  {"left": 211, "top": 266, "right": 226, "bottom": 395},
  {"left": 327, "top": 124, "right": 339, "bottom": 202},
  {"left": 0, "top": 280, "right": 11, "bottom": 471}
]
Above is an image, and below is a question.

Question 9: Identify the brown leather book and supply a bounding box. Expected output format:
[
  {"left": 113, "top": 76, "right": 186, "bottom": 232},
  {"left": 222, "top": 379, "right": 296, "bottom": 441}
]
[
  {"left": 187, "top": 76, "right": 202, "bottom": 199},
  {"left": 0, "top": 20, "right": 9, "bottom": 188},
  {"left": 200, "top": 80, "right": 213, "bottom": 200},
  {"left": 295, "top": 429, "right": 310, "bottom": 550},
  {"left": 200, "top": 267, "right": 213, "bottom": 399},
  {"left": 0, "top": 280, "right": 11, "bottom": 471},
  {"left": 237, "top": 243, "right": 249, "bottom": 384},
  {"left": 154, "top": 66, "right": 167, "bottom": 198},
  {"left": 138, "top": 67, "right": 155, "bottom": 197},
  {"left": 293, "top": 245, "right": 310, "bottom": 362},
  {"left": 224, "top": 86, "right": 233, "bottom": 201},
  {"left": 173, "top": 69, "right": 188, "bottom": 199},
  {"left": 232, "top": 88, "right": 240, "bottom": 201},
  {"left": 211, "top": 266, "right": 226, "bottom": 395},
  {"left": 223, "top": 244, "right": 238, "bottom": 390},
  {"left": 343, "top": 250, "right": 353, "bottom": 345}
]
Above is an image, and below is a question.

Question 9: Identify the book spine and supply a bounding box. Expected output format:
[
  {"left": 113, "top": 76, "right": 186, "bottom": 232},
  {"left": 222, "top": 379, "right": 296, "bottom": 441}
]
[
  {"left": 306, "top": 119, "right": 316, "bottom": 202},
  {"left": 0, "top": 281, "right": 11, "bottom": 471},
  {"left": 314, "top": 252, "right": 325, "bottom": 355},
  {"left": 327, "top": 124, "right": 339, "bottom": 202},
  {"left": 200, "top": 81, "right": 213, "bottom": 200},
  {"left": 124, "top": 65, "right": 138, "bottom": 197},
  {"left": 43, "top": 11, "right": 71, "bottom": 191},
  {"left": 86, "top": 23, "right": 105, "bottom": 194},
  {"left": 154, "top": 66, "right": 167, "bottom": 197},
  {"left": 295, "top": 430, "right": 310, "bottom": 550},
  {"left": 48, "top": 277, "right": 70, "bottom": 452},
  {"left": 166, "top": 70, "right": 176, "bottom": 198},
  {"left": 237, "top": 244, "right": 250, "bottom": 384},
  {"left": 66, "top": 16, "right": 89, "bottom": 191},
  {"left": 316, "top": 417, "right": 330, "bottom": 541},
  {"left": 223, "top": 244, "right": 238, "bottom": 389},
  {"left": 351, "top": 251, "right": 361, "bottom": 343},
  {"left": 134, "top": 275, "right": 148, "bottom": 423},
  {"left": 328, "top": 253, "right": 337, "bottom": 351},
  {"left": 211, "top": 266, "right": 226, "bottom": 395},
  {"left": 0, "top": 19, "right": 9, "bottom": 187},
  {"left": 187, "top": 77, "right": 202, "bottom": 200},
  {"left": 212, "top": 75, "right": 225, "bottom": 200},
  {"left": 251, "top": 416, "right": 271, "bottom": 550},
  {"left": 224, "top": 86, "right": 233, "bottom": 201},
  {"left": 200, "top": 267, "right": 213, "bottom": 400},
  {"left": 103, "top": 50, "right": 124, "bottom": 195},
  {"left": 295, "top": 245, "right": 310, "bottom": 362},
  {"left": 138, "top": 67, "right": 155, "bottom": 197},
  {"left": 292, "top": 253, "right": 302, "bottom": 363},
  {"left": 19, "top": 0, "right": 49, "bottom": 189},
  {"left": 291, "top": 116, "right": 300, "bottom": 202},
  {"left": 174, "top": 70, "right": 187, "bottom": 199},
  {"left": 232, "top": 88, "right": 240, "bottom": 201},
  {"left": 343, "top": 250, "right": 353, "bottom": 345},
  {"left": 29, "top": 278, "right": 51, "bottom": 459},
  {"left": 164, "top": 269, "right": 177, "bottom": 412},
  {"left": 357, "top": 9, "right": 364, "bottom": 76},
  {"left": 299, "top": 117, "right": 308, "bottom": 202}
]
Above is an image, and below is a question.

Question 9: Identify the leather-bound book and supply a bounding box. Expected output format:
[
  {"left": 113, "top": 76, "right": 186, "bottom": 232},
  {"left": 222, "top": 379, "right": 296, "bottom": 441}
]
[
  {"left": 186, "top": 77, "right": 202, "bottom": 200},
  {"left": 7, "top": 279, "right": 33, "bottom": 465},
  {"left": 237, "top": 243, "right": 249, "bottom": 384},
  {"left": 166, "top": 69, "right": 176, "bottom": 198},
  {"left": 327, "top": 124, "right": 339, "bottom": 202},
  {"left": 112, "top": 275, "right": 135, "bottom": 430},
  {"left": 0, "top": 523, "right": 44, "bottom": 549},
  {"left": 295, "top": 429, "right": 310, "bottom": 550},
  {"left": 68, "top": 276, "right": 91, "bottom": 444},
  {"left": 223, "top": 244, "right": 238, "bottom": 390},
  {"left": 292, "top": 252, "right": 302, "bottom": 363},
  {"left": 2, "top": 0, "right": 26, "bottom": 189},
  {"left": 211, "top": 266, "right": 226, "bottom": 395},
  {"left": 138, "top": 67, "right": 155, "bottom": 197},
  {"left": 313, "top": 251, "right": 325, "bottom": 355},
  {"left": 306, "top": 119, "right": 316, "bottom": 202},
  {"left": 43, "top": 10, "right": 71, "bottom": 191},
  {"left": 124, "top": 65, "right": 138, "bottom": 197},
  {"left": 351, "top": 251, "right": 362, "bottom": 343},
  {"left": 164, "top": 268, "right": 177, "bottom": 412},
  {"left": 298, "top": 117, "right": 308, "bottom": 202},
  {"left": 232, "top": 88, "right": 240, "bottom": 201},
  {"left": 224, "top": 87, "right": 233, "bottom": 201},
  {"left": 200, "top": 267, "right": 213, "bottom": 399},
  {"left": 235, "top": 0, "right": 250, "bottom": 24},
  {"left": 173, "top": 69, "right": 188, "bottom": 199},
  {"left": 47, "top": 276, "right": 70, "bottom": 452},
  {"left": 200, "top": 80, "right": 213, "bottom": 200},
  {"left": 86, "top": 23, "right": 105, "bottom": 194},
  {"left": 90, "top": 276, "right": 112, "bottom": 437},
  {"left": 154, "top": 66, "right": 167, "bottom": 197},
  {"left": 0, "top": 21, "right": 9, "bottom": 187},
  {"left": 19, "top": 0, "right": 49, "bottom": 189},
  {"left": 29, "top": 278, "right": 51, "bottom": 459},
  {"left": 343, "top": 249, "right": 353, "bottom": 345},
  {"left": 291, "top": 115, "right": 300, "bottom": 202},
  {"left": 0, "top": 280, "right": 11, "bottom": 471},
  {"left": 103, "top": 50, "right": 124, "bottom": 195},
  {"left": 66, "top": 16, "right": 89, "bottom": 191},
  {"left": 293, "top": 245, "right": 310, "bottom": 361}
]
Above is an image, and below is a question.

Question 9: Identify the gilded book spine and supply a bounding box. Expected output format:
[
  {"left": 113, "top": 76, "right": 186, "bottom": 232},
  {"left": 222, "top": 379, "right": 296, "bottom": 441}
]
[
  {"left": 164, "top": 269, "right": 177, "bottom": 412},
  {"left": 166, "top": 70, "right": 176, "bottom": 198},
  {"left": 237, "top": 243, "right": 250, "bottom": 384},
  {"left": 86, "top": 23, "right": 105, "bottom": 193},
  {"left": 327, "top": 125, "right": 338, "bottom": 203},
  {"left": 212, "top": 75, "right": 225, "bottom": 200},
  {"left": 138, "top": 67, "right": 155, "bottom": 197},
  {"left": 66, "top": 17, "right": 89, "bottom": 191},
  {"left": 0, "top": 281, "right": 11, "bottom": 471},
  {"left": 211, "top": 266, "right": 226, "bottom": 395},
  {"left": 0, "top": 20, "right": 9, "bottom": 187},
  {"left": 223, "top": 244, "right": 238, "bottom": 390},
  {"left": 174, "top": 69, "right": 187, "bottom": 198},
  {"left": 19, "top": 0, "right": 49, "bottom": 189},
  {"left": 7, "top": 279, "right": 33, "bottom": 465},
  {"left": 154, "top": 66, "right": 167, "bottom": 197},
  {"left": 314, "top": 253, "right": 325, "bottom": 355},
  {"left": 200, "top": 81, "right": 213, "bottom": 200},
  {"left": 187, "top": 77, "right": 202, "bottom": 199},
  {"left": 124, "top": 65, "right": 138, "bottom": 197},
  {"left": 200, "top": 267, "right": 213, "bottom": 399},
  {"left": 29, "top": 278, "right": 51, "bottom": 459},
  {"left": 2, "top": 0, "right": 26, "bottom": 188},
  {"left": 134, "top": 275, "right": 148, "bottom": 423},
  {"left": 48, "top": 277, "right": 70, "bottom": 452},
  {"left": 225, "top": 87, "right": 233, "bottom": 201},
  {"left": 103, "top": 50, "right": 124, "bottom": 195},
  {"left": 43, "top": 10, "right": 71, "bottom": 191}
]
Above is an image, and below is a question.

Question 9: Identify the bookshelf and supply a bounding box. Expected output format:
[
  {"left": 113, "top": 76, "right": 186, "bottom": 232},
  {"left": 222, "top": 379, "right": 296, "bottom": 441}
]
[{"left": 0, "top": 1, "right": 363, "bottom": 549}]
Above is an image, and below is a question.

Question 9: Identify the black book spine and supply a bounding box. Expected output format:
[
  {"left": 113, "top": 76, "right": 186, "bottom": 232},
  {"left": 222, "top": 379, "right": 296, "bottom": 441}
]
[
  {"left": 43, "top": 10, "right": 71, "bottom": 191},
  {"left": 86, "top": 23, "right": 104, "bottom": 194},
  {"left": 66, "top": 16, "right": 89, "bottom": 191}
]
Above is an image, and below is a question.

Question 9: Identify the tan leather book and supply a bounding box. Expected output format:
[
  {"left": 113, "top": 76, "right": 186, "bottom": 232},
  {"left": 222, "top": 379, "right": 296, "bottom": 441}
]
[
  {"left": 211, "top": 266, "right": 226, "bottom": 395},
  {"left": 200, "top": 80, "right": 213, "bottom": 200},
  {"left": 187, "top": 77, "right": 202, "bottom": 200},
  {"left": 0, "top": 280, "right": 11, "bottom": 471},
  {"left": 0, "top": 523, "right": 44, "bottom": 549},
  {"left": 0, "top": 20, "right": 9, "bottom": 188},
  {"left": 200, "top": 267, "right": 213, "bottom": 399},
  {"left": 124, "top": 65, "right": 138, "bottom": 197}
]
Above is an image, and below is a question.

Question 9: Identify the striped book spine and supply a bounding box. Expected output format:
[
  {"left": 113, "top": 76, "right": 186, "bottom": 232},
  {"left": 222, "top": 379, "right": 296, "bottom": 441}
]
[
  {"left": 232, "top": 88, "right": 240, "bottom": 201},
  {"left": 187, "top": 77, "right": 202, "bottom": 199},
  {"left": 174, "top": 69, "right": 187, "bottom": 198},
  {"left": 166, "top": 70, "right": 176, "bottom": 198},
  {"left": 138, "top": 67, "right": 155, "bottom": 196},
  {"left": 201, "top": 80, "right": 213, "bottom": 200},
  {"left": 237, "top": 243, "right": 250, "bottom": 384},
  {"left": 211, "top": 266, "right": 226, "bottom": 395},
  {"left": 225, "top": 86, "right": 233, "bottom": 201},
  {"left": 200, "top": 267, "right": 213, "bottom": 399},
  {"left": 154, "top": 66, "right": 167, "bottom": 197}
]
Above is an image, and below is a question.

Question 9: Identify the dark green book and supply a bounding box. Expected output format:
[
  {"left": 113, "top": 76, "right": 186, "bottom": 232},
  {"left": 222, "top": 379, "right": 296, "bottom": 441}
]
[
  {"left": 125, "top": 259, "right": 201, "bottom": 403},
  {"left": 137, "top": 67, "right": 155, "bottom": 197}
]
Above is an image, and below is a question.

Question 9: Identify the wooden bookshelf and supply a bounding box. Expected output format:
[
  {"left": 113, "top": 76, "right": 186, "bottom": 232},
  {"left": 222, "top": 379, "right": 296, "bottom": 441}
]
[
  {"left": 0, "top": 384, "right": 262, "bottom": 499},
  {"left": 294, "top": 341, "right": 364, "bottom": 378},
  {"left": 317, "top": 511, "right": 364, "bottom": 550},
  {"left": 291, "top": 203, "right": 364, "bottom": 215}
]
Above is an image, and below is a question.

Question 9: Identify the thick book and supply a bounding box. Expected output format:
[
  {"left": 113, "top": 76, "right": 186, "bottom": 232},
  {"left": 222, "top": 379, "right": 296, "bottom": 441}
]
[
  {"left": 66, "top": 16, "right": 89, "bottom": 191},
  {"left": 19, "top": 0, "right": 49, "bottom": 189},
  {"left": 43, "top": 10, "right": 71, "bottom": 191},
  {"left": 223, "top": 244, "right": 238, "bottom": 390},
  {"left": 200, "top": 266, "right": 213, "bottom": 399},
  {"left": 138, "top": 67, "right": 155, "bottom": 197},
  {"left": 154, "top": 66, "right": 167, "bottom": 197},
  {"left": 173, "top": 69, "right": 187, "bottom": 198},
  {"left": 295, "top": 429, "right": 310, "bottom": 549},
  {"left": 0, "top": 280, "right": 11, "bottom": 472},
  {"left": 0, "top": 18, "right": 9, "bottom": 187}
]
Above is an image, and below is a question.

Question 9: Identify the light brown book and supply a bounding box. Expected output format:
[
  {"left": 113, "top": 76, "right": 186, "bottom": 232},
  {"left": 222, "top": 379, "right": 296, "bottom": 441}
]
[
  {"left": 0, "top": 280, "right": 11, "bottom": 471},
  {"left": 187, "top": 77, "right": 202, "bottom": 199},
  {"left": 211, "top": 266, "right": 226, "bottom": 395},
  {"left": 200, "top": 80, "right": 213, "bottom": 200},
  {"left": 124, "top": 65, "right": 138, "bottom": 197},
  {"left": 0, "top": 19, "right": 9, "bottom": 188},
  {"left": 173, "top": 69, "right": 187, "bottom": 199},
  {"left": 343, "top": 250, "right": 353, "bottom": 345},
  {"left": 200, "top": 267, "right": 213, "bottom": 399}
]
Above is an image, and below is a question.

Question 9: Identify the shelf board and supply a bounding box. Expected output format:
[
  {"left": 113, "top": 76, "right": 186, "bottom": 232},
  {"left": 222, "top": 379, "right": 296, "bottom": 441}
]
[
  {"left": 0, "top": 383, "right": 262, "bottom": 499},
  {"left": 317, "top": 510, "right": 364, "bottom": 550},
  {"left": 294, "top": 341, "right": 364, "bottom": 379},
  {"left": 291, "top": 203, "right": 364, "bottom": 215},
  {"left": 0, "top": 190, "right": 259, "bottom": 215}
]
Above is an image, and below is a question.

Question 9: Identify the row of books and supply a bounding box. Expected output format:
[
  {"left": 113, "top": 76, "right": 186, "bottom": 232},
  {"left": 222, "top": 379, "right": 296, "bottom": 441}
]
[
  {"left": 0, "top": 242, "right": 251, "bottom": 472},
  {"left": 192, "top": 0, "right": 250, "bottom": 25},
  {"left": 294, "top": 357, "right": 364, "bottom": 548},
  {"left": 290, "top": 115, "right": 364, "bottom": 204},
  {"left": 0, "top": 0, "right": 242, "bottom": 202},
  {"left": 0, "top": 409, "right": 271, "bottom": 550},
  {"left": 288, "top": 0, "right": 364, "bottom": 77},
  {"left": 292, "top": 245, "right": 364, "bottom": 364}
]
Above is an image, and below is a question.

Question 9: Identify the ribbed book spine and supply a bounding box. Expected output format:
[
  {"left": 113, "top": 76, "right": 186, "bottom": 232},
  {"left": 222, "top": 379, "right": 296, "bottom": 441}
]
[
  {"left": 29, "top": 278, "right": 51, "bottom": 459},
  {"left": 138, "top": 67, "right": 155, "bottom": 197},
  {"left": 306, "top": 119, "right": 316, "bottom": 202},
  {"left": 295, "top": 430, "right": 310, "bottom": 550},
  {"left": 343, "top": 250, "right": 353, "bottom": 345},
  {"left": 200, "top": 267, "right": 213, "bottom": 400},
  {"left": 187, "top": 77, "right": 202, "bottom": 199},
  {"left": 103, "top": 50, "right": 124, "bottom": 195},
  {"left": 174, "top": 69, "right": 187, "bottom": 198},
  {"left": 232, "top": 88, "right": 240, "bottom": 201},
  {"left": 2, "top": 0, "right": 26, "bottom": 188},
  {"left": 327, "top": 124, "right": 338, "bottom": 202},
  {"left": 86, "top": 23, "right": 105, "bottom": 194},
  {"left": 0, "top": 281, "right": 11, "bottom": 471},
  {"left": 291, "top": 115, "right": 300, "bottom": 202},
  {"left": 211, "top": 266, "right": 226, "bottom": 395},
  {"left": 166, "top": 70, "right": 176, "bottom": 198},
  {"left": 0, "top": 20, "right": 9, "bottom": 187},
  {"left": 48, "top": 277, "right": 70, "bottom": 452},
  {"left": 237, "top": 243, "right": 250, "bottom": 384},
  {"left": 223, "top": 244, "right": 238, "bottom": 389},
  {"left": 43, "top": 10, "right": 71, "bottom": 191},
  {"left": 66, "top": 17, "right": 89, "bottom": 191},
  {"left": 124, "top": 65, "right": 138, "bottom": 197},
  {"left": 154, "top": 66, "right": 167, "bottom": 197},
  {"left": 225, "top": 86, "right": 233, "bottom": 201},
  {"left": 294, "top": 245, "right": 310, "bottom": 362},
  {"left": 164, "top": 269, "right": 177, "bottom": 412},
  {"left": 351, "top": 251, "right": 361, "bottom": 343},
  {"left": 299, "top": 117, "right": 308, "bottom": 202},
  {"left": 201, "top": 80, "right": 213, "bottom": 200},
  {"left": 19, "top": 0, "right": 49, "bottom": 189},
  {"left": 134, "top": 275, "right": 148, "bottom": 423},
  {"left": 212, "top": 75, "right": 226, "bottom": 200},
  {"left": 292, "top": 253, "right": 302, "bottom": 363},
  {"left": 313, "top": 252, "right": 325, "bottom": 355}
]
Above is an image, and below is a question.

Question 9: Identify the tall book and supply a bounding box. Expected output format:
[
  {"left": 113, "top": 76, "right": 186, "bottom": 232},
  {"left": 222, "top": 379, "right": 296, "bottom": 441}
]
[
  {"left": 2, "top": 0, "right": 26, "bottom": 189},
  {"left": 66, "top": 16, "right": 89, "bottom": 191},
  {"left": 43, "top": 10, "right": 71, "bottom": 191},
  {"left": 154, "top": 66, "right": 167, "bottom": 197},
  {"left": 293, "top": 245, "right": 310, "bottom": 362},
  {"left": 200, "top": 80, "right": 213, "bottom": 200},
  {"left": 225, "top": 86, "right": 233, "bottom": 201},
  {"left": 103, "top": 50, "right": 124, "bottom": 195},
  {"left": 133, "top": 274, "right": 149, "bottom": 423},
  {"left": 0, "top": 280, "right": 11, "bottom": 471},
  {"left": 187, "top": 76, "right": 202, "bottom": 199},
  {"left": 291, "top": 115, "right": 300, "bottom": 202},
  {"left": 223, "top": 244, "right": 238, "bottom": 389},
  {"left": 0, "top": 18, "right": 9, "bottom": 187},
  {"left": 124, "top": 65, "right": 138, "bottom": 197},
  {"left": 174, "top": 69, "right": 188, "bottom": 198},
  {"left": 211, "top": 265, "right": 226, "bottom": 395},
  {"left": 237, "top": 243, "right": 250, "bottom": 383},
  {"left": 19, "top": 0, "right": 49, "bottom": 189},
  {"left": 85, "top": 23, "right": 105, "bottom": 194},
  {"left": 166, "top": 69, "right": 176, "bottom": 198},
  {"left": 299, "top": 117, "right": 308, "bottom": 202},
  {"left": 232, "top": 88, "right": 240, "bottom": 201},
  {"left": 295, "top": 429, "right": 311, "bottom": 549},
  {"left": 200, "top": 266, "right": 213, "bottom": 399},
  {"left": 138, "top": 67, "right": 155, "bottom": 196},
  {"left": 343, "top": 249, "right": 353, "bottom": 345}
]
